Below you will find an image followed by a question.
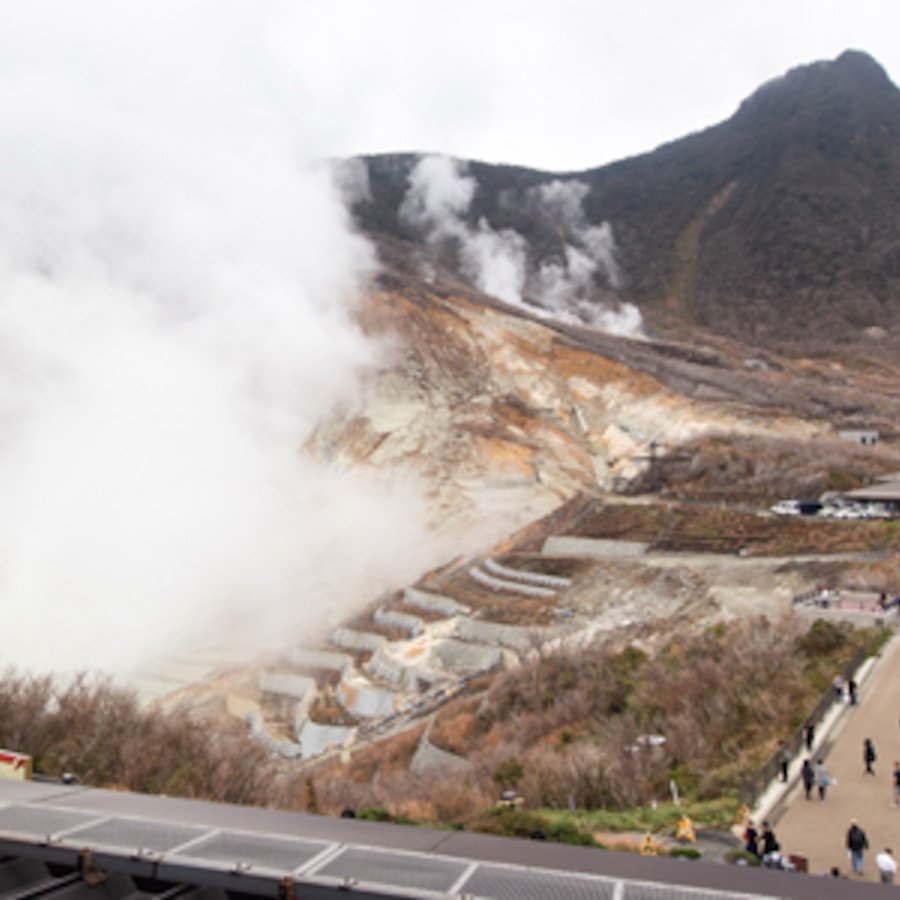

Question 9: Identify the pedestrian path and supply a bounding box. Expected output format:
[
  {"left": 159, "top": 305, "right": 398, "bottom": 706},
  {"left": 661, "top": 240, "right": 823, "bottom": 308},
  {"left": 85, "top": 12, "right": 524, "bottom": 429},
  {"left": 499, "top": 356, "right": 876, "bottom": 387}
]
[{"left": 759, "top": 631, "right": 900, "bottom": 882}]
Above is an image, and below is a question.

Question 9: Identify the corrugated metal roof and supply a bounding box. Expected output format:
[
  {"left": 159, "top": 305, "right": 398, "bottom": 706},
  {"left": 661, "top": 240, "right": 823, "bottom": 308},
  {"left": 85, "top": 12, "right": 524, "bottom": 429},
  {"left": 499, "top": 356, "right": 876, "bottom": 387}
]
[
  {"left": 0, "top": 779, "right": 887, "bottom": 898},
  {"left": 843, "top": 482, "right": 900, "bottom": 501}
]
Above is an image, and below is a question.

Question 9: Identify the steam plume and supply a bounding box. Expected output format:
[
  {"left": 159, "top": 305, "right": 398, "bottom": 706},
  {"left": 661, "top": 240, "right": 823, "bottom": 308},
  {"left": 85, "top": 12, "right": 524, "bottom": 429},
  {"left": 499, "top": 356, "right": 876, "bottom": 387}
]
[
  {"left": 400, "top": 156, "right": 527, "bottom": 305},
  {"left": 400, "top": 156, "right": 643, "bottom": 335},
  {"left": 0, "top": 4, "right": 440, "bottom": 674}
]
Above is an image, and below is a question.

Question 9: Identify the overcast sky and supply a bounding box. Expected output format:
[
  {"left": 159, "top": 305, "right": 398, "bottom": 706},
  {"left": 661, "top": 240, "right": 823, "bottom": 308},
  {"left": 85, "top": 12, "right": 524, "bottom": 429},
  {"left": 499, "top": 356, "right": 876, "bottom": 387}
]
[
  {"left": 269, "top": 0, "right": 900, "bottom": 171},
  {"left": 5, "top": 1, "right": 898, "bottom": 173}
]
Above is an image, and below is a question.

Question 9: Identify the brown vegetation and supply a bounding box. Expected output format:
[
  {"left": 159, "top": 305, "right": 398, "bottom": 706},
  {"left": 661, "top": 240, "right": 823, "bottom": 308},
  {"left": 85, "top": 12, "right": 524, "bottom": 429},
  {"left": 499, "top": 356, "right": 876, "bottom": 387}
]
[
  {"left": 637, "top": 433, "right": 900, "bottom": 505},
  {"left": 517, "top": 494, "right": 900, "bottom": 558},
  {"left": 295, "top": 616, "right": 872, "bottom": 828},
  {"left": 0, "top": 613, "right": 875, "bottom": 834},
  {"left": 0, "top": 670, "right": 274, "bottom": 805}
]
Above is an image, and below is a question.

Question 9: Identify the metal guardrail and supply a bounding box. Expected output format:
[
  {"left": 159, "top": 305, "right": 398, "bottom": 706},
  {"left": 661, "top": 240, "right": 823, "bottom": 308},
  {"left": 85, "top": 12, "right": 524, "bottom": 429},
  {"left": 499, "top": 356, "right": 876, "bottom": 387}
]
[{"left": 738, "top": 635, "right": 883, "bottom": 808}]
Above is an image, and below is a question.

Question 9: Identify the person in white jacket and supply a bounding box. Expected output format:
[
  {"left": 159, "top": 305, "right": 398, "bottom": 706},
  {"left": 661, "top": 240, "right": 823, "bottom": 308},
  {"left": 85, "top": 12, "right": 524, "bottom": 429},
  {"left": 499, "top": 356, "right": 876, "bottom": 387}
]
[{"left": 876, "top": 847, "right": 897, "bottom": 884}]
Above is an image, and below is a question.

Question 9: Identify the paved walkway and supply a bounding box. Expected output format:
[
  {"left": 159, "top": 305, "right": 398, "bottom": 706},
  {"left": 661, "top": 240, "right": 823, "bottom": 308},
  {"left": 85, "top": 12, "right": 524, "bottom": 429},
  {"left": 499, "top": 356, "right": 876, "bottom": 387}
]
[{"left": 761, "top": 631, "right": 900, "bottom": 882}]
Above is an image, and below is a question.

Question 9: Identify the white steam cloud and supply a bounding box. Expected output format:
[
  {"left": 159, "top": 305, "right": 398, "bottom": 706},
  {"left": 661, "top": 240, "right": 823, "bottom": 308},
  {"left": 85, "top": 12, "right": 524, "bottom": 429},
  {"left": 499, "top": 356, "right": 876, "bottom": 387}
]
[
  {"left": 400, "top": 156, "right": 527, "bottom": 305},
  {"left": 0, "top": 4, "right": 440, "bottom": 675},
  {"left": 400, "top": 155, "right": 643, "bottom": 336}
]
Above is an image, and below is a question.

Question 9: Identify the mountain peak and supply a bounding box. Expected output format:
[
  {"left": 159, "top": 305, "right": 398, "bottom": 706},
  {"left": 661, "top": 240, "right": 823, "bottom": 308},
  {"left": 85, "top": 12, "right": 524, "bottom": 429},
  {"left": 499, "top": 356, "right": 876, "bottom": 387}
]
[
  {"left": 833, "top": 48, "right": 891, "bottom": 79},
  {"left": 356, "top": 51, "right": 900, "bottom": 352},
  {"left": 736, "top": 49, "right": 897, "bottom": 124}
]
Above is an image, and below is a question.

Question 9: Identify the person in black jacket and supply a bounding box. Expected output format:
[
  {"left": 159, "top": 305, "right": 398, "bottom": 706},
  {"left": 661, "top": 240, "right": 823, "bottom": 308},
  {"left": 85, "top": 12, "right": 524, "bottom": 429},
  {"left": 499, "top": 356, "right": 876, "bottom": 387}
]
[
  {"left": 761, "top": 821, "right": 780, "bottom": 857},
  {"left": 864, "top": 738, "right": 877, "bottom": 776},
  {"left": 803, "top": 719, "right": 815, "bottom": 751},
  {"left": 847, "top": 819, "right": 869, "bottom": 876},
  {"left": 801, "top": 758, "right": 815, "bottom": 800}
]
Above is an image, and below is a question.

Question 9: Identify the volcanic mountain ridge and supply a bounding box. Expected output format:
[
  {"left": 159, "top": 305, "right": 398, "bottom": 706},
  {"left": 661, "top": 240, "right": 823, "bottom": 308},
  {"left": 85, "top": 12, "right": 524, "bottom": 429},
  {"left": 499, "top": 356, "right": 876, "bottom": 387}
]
[{"left": 349, "top": 50, "right": 900, "bottom": 357}]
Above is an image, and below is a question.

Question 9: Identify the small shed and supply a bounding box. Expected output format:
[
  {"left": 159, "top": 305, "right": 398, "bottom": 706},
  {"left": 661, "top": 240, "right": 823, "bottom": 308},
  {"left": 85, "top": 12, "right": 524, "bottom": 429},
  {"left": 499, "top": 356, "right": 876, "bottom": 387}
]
[{"left": 838, "top": 429, "right": 879, "bottom": 446}]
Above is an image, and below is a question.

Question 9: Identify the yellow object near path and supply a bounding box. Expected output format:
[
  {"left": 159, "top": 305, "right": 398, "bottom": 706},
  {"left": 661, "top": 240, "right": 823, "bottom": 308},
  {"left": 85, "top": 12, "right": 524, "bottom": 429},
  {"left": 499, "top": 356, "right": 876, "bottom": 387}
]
[
  {"left": 676, "top": 816, "right": 696, "bottom": 843},
  {"left": 639, "top": 832, "right": 658, "bottom": 856}
]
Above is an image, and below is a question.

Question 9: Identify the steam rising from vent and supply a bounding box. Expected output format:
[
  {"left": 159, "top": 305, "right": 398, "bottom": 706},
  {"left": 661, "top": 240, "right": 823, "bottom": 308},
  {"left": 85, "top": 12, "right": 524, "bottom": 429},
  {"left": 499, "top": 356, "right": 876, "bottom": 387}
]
[
  {"left": 0, "top": 5, "right": 442, "bottom": 675},
  {"left": 400, "top": 156, "right": 643, "bottom": 336},
  {"left": 331, "top": 157, "right": 373, "bottom": 208},
  {"left": 400, "top": 156, "right": 527, "bottom": 305},
  {"left": 530, "top": 179, "right": 621, "bottom": 292}
]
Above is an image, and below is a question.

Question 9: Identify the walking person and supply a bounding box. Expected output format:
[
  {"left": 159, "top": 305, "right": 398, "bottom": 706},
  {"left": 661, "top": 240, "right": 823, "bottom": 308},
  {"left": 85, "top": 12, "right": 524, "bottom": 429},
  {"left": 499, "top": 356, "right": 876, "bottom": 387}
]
[
  {"left": 743, "top": 819, "right": 760, "bottom": 857},
  {"left": 803, "top": 718, "right": 815, "bottom": 752},
  {"left": 779, "top": 740, "right": 791, "bottom": 782},
  {"left": 892, "top": 761, "right": 900, "bottom": 807},
  {"left": 864, "top": 738, "right": 877, "bottom": 776},
  {"left": 801, "top": 758, "right": 815, "bottom": 800},
  {"left": 847, "top": 819, "right": 869, "bottom": 876},
  {"left": 849, "top": 677, "right": 858, "bottom": 705},
  {"left": 816, "top": 758, "right": 832, "bottom": 802},
  {"left": 877, "top": 847, "right": 897, "bottom": 884},
  {"left": 760, "top": 821, "right": 780, "bottom": 859}
]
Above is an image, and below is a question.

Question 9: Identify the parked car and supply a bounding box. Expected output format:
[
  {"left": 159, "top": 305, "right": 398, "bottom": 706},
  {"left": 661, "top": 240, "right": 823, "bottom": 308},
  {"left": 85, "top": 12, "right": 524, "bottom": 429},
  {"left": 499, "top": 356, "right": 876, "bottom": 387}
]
[{"left": 831, "top": 505, "right": 863, "bottom": 520}]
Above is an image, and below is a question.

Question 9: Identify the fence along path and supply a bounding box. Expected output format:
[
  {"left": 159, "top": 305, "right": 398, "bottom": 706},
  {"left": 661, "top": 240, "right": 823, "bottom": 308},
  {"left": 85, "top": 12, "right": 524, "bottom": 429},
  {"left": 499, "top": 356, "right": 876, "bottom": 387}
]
[{"left": 771, "top": 632, "right": 900, "bottom": 881}]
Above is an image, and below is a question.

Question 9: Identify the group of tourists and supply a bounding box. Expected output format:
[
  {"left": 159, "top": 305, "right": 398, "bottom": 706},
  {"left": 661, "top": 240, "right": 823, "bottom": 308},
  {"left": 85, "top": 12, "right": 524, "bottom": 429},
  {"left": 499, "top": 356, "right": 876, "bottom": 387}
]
[
  {"left": 842, "top": 818, "right": 897, "bottom": 882},
  {"left": 803, "top": 734, "right": 893, "bottom": 798},
  {"left": 756, "top": 660, "right": 900, "bottom": 883},
  {"left": 799, "top": 756, "right": 833, "bottom": 801},
  {"left": 742, "top": 818, "right": 782, "bottom": 865},
  {"left": 841, "top": 752, "right": 900, "bottom": 881}
]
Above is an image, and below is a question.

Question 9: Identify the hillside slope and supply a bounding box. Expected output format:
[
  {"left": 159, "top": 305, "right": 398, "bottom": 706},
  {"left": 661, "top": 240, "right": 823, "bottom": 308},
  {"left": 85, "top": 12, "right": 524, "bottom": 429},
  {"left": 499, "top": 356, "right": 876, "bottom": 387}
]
[
  {"left": 306, "top": 276, "right": 900, "bottom": 535},
  {"left": 349, "top": 51, "right": 900, "bottom": 354}
]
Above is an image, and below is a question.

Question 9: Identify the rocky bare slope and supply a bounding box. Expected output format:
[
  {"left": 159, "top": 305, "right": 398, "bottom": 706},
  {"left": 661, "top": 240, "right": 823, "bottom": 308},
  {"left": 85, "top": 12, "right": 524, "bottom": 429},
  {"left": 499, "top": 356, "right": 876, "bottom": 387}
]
[{"left": 305, "top": 276, "right": 900, "bottom": 538}]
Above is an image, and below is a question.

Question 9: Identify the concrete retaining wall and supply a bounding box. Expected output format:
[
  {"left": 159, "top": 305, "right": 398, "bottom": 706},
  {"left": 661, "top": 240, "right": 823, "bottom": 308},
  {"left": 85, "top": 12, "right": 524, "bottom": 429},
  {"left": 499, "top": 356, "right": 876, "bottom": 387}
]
[
  {"left": 542, "top": 536, "right": 649, "bottom": 558},
  {"left": 228, "top": 694, "right": 303, "bottom": 759},
  {"left": 258, "top": 670, "right": 316, "bottom": 701},
  {"left": 338, "top": 676, "right": 400, "bottom": 718},
  {"left": 433, "top": 639, "right": 503, "bottom": 674},
  {"left": 454, "top": 619, "right": 542, "bottom": 653},
  {"left": 410, "top": 734, "right": 470, "bottom": 776},
  {"left": 330, "top": 627, "right": 386, "bottom": 653},
  {"left": 284, "top": 648, "right": 353, "bottom": 674},
  {"left": 403, "top": 588, "right": 470, "bottom": 617},
  {"left": 468, "top": 566, "right": 557, "bottom": 598},
  {"left": 365, "top": 646, "right": 407, "bottom": 685},
  {"left": 257, "top": 734, "right": 303, "bottom": 759},
  {"left": 484, "top": 557, "right": 572, "bottom": 589},
  {"left": 374, "top": 607, "right": 423, "bottom": 636},
  {"left": 298, "top": 720, "right": 356, "bottom": 760}
]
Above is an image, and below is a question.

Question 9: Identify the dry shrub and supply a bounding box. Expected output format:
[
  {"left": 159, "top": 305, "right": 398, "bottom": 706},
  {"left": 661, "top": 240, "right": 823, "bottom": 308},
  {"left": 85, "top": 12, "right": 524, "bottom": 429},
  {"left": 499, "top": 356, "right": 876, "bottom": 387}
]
[
  {"left": 429, "top": 698, "right": 481, "bottom": 755},
  {"left": 447, "top": 614, "right": 864, "bottom": 812},
  {"left": 380, "top": 771, "right": 489, "bottom": 824},
  {"left": 374, "top": 723, "right": 427, "bottom": 774},
  {"left": 0, "top": 669, "right": 275, "bottom": 806},
  {"left": 642, "top": 432, "right": 900, "bottom": 503},
  {"left": 332, "top": 723, "right": 428, "bottom": 789},
  {"left": 425, "top": 775, "right": 488, "bottom": 823},
  {"left": 518, "top": 742, "right": 611, "bottom": 810},
  {"left": 310, "top": 770, "right": 379, "bottom": 816}
]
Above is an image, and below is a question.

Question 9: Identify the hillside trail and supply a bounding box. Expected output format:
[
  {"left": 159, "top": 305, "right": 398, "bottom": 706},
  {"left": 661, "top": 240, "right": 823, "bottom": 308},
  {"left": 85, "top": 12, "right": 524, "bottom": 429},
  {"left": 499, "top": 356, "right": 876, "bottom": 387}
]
[{"left": 769, "top": 632, "right": 900, "bottom": 881}]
